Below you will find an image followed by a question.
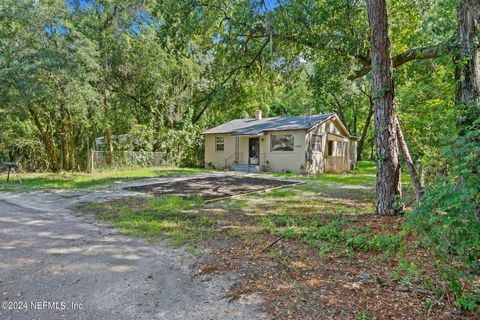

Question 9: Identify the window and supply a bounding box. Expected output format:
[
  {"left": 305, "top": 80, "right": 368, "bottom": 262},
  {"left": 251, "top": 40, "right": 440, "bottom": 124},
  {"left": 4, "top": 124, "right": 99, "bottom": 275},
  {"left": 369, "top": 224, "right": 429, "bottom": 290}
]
[
  {"left": 312, "top": 135, "right": 322, "bottom": 152},
  {"left": 271, "top": 134, "right": 294, "bottom": 152},
  {"left": 327, "top": 140, "right": 334, "bottom": 156},
  {"left": 215, "top": 137, "right": 224, "bottom": 152}
]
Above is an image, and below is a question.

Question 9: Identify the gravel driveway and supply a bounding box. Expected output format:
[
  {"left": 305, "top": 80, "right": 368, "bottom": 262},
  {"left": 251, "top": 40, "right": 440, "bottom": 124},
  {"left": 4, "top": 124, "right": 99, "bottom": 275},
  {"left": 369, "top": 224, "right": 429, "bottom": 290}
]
[{"left": 0, "top": 174, "right": 268, "bottom": 320}]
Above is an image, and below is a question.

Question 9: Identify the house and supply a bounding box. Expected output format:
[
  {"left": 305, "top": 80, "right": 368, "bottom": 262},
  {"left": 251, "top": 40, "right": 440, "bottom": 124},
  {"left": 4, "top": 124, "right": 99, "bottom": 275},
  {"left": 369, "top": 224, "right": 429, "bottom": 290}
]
[{"left": 201, "top": 111, "right": 358, "bottom": 174}]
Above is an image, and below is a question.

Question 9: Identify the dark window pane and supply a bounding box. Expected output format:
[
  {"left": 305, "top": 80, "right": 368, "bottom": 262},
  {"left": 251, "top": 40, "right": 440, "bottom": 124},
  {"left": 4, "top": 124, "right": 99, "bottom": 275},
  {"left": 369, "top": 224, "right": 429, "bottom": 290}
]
[
  {"left": 271, "top": 135, "right": 294, "bottom": 151},
  {"left": 328, "top": 140, "right": 333, "bottom": 156},
  {"left": 216, "top": 137, "right": 224, "bottom": 151}
]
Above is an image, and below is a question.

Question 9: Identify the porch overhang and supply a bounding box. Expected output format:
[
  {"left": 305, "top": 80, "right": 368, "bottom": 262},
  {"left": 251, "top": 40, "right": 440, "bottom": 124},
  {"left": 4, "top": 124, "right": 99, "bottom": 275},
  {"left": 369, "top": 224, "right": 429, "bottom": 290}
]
[
  {"left": 231, "top": 132, "right": 265, "bottom": 137},
  {"left": 327, "top": 133, "right": 350, "bottom": 142}
]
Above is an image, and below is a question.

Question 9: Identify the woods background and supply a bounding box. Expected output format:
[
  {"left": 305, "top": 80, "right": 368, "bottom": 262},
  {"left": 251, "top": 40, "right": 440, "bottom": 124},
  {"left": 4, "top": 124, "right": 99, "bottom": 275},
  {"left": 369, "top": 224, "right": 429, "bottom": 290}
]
[{"left": 0, "top": 0, "right": 458, "bottom": 174}]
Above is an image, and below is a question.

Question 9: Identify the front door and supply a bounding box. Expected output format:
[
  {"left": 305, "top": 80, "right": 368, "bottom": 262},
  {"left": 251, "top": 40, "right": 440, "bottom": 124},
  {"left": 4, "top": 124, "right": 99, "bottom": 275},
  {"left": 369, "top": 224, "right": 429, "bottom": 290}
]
[{"left": 248, "top": 138, "right": 260, "bottom": 165}]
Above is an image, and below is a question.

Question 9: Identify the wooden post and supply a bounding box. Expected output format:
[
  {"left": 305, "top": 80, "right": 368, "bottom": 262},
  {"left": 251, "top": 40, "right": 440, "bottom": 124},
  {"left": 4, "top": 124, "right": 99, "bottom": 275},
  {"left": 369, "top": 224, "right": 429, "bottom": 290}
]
[{"left": 6, "top": 167, "right": 11, "bottom": 182}]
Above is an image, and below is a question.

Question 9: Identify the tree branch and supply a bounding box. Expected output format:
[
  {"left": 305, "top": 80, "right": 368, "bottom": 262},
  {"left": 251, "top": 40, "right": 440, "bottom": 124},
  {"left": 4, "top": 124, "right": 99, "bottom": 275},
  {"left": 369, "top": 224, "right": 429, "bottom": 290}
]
[
  {"left": 191, "top": 40, "right": 270, "bottom": 124},
  {"left": 348, "top": 44, "right": 446, "bottom": 80}
]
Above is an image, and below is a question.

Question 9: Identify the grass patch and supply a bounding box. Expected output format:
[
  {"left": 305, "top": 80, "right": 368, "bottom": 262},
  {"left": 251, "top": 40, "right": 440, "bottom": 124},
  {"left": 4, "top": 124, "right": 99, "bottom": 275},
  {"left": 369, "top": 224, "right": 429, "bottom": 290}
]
[
  {"left": 79, "top": 168, "right": 382, "bottom": 254},
  {"left": 353, "top": 161, "right": 376, "bottom": 175},
  {"left": 61, "top": 164, "right": 388, "bottom": 256},
  {"left": 259, "top": 214, "right": 402, "bottom": 256},
  {"left": 76, "top": 167, "right": 460, "bottom": 318},
  {"left": 0, "top": 167, "right": 209, "bottom": 192},
  {"left": 269, "top": 171, "right": 376, "bottom": 185},
  {"left": 263, "top": 188, "right": 297, "bottom": 198},
  {"left": 267, "top": 161, "right": 377, "bottom": 186},
  {"left": 81, "top": 195, "right": 211, "bottom": 246}
]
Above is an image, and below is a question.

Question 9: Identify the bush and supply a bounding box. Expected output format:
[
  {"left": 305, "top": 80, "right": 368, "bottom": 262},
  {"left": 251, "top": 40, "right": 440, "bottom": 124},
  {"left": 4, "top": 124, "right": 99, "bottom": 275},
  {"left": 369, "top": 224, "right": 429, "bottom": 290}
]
[{"left": 407, "top": 119, "right": 480, "bottom": 310}]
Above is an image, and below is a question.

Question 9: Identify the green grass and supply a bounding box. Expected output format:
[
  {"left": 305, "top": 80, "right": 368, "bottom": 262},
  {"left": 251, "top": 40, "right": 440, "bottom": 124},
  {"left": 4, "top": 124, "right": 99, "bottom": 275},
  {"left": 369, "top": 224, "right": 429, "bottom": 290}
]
[
  {"left": 0, "top": 167, "right": 209, "bottom": 192},
  {"left": 228, "top": 166, "right": 401, "bottom": 256},
  {"left": 356, "top": 310, "right": 371, "bottom": 320},
  {"left": 81, "top": 195, "right": 212, "bottom": 246},
  {"left": 263, "top": 188, "right": 297, "bottom": 198},
  {"left": 8, "top": 162, "right": 394, "bottom": 258},
  {"left": 72, "top": 163, "right": 401, "bottom": 257},
  {"left": 353, "top": 160, "right": 415, "bottom": 187},
  {"left": 269, "top": 161, "right": 377, "bottom": 186},
  {"left": 353, "top": 161, "right": 376, "bottom": 175},
  {"left": 270, "top": 172, "right": 376, "bottom": 186},
  {"left": 79, "top": 166, "right": 390, "bottom": 256},
  {"left": 256, "top": 201, "right": 401, "bottom": 256}
]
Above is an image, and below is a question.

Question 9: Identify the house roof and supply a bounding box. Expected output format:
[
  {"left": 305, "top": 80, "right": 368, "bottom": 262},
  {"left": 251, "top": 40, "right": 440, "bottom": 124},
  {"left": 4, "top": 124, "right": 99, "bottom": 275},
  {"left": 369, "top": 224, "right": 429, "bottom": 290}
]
[{"left": 202, "top": 113, "right": 339, "bottom": 136}]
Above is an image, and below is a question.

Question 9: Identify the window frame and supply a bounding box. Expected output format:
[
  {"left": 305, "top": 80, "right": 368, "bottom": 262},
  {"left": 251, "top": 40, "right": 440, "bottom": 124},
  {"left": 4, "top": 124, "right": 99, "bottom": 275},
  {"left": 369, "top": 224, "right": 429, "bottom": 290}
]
[
  {"left": 270, "top": 134, "right": 294, "bottom": 152},
  {"left": 338, "top": 141, "right": 344, "bottom": 155},
  {"left": 215, "top": 136, "right": 225, "bottom": 152}
]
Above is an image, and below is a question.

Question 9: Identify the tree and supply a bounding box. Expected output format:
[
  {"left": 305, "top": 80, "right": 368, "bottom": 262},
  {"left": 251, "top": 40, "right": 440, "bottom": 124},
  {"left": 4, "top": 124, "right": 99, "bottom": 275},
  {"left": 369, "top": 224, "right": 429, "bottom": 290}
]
[
  {"left": 366, "top": 0, "right": 401, "bottom": 215},
  {"left": 455, "top": 0, "right": 480, "bottom": 117},
  {"left": 407, "top": 1, "right": 480, "bottom": 307},
  {"left": 0, "top": 0, "right": 97, "bottom": 171},
  {"left": 0, "top": 0, "right": 465, "bottom": 176}
]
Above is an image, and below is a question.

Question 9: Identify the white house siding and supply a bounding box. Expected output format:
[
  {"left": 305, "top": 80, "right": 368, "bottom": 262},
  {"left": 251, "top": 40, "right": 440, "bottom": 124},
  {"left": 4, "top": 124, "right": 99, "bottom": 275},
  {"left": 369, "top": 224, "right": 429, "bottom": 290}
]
[
  {"left": 204, "top": 134, "right": 236, "bottom": 169},
  {"left": 305, "top": 118, "right": 353, "bottom": 174},
  {"left": 260, "top": 130, "right": 306, "bottom": 173},
  {"left": 204, "top": 131, "right": 306, "bottom": 173},
  {"left": 204, "top": 116, "right": 355, "bottom": 174},
  {"left": 305, "top": 122, "right": 327, "bottom": 174}
]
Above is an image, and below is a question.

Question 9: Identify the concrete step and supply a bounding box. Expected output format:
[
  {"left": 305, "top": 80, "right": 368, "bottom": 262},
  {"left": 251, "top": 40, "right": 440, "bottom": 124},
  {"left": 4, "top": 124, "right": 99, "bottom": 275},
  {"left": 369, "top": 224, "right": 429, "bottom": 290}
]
[{"left": 234, "top": 164, "right": 259, "bottom": 173}]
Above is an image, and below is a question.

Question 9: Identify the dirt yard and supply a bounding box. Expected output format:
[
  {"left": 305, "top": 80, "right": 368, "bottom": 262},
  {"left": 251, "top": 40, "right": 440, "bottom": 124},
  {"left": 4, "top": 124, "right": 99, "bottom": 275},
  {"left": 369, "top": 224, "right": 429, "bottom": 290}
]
[
  {"left": 0, "top": 183, "right": 268, "bottom": 320},
  {"left": 5, "top": 170, "right": 474, "bottom": 319},
  {"left": 125, "top": 175, "right": 299, "bottom": 201}
]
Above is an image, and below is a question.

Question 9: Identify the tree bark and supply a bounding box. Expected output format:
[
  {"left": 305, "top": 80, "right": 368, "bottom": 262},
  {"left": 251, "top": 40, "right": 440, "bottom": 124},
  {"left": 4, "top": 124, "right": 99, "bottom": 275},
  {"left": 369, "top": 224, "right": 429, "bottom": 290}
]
[
  {"left": 357, "top": 93, "right": 374, "bottom": 161},
  {"left": 28, "top": 107, "right": 60, "bottom": 171},
  {"left": 455, "top": 0, "right": 480, "bottom": 116},
  {"left": 331, "top": 93, "right": 348, "bottom": 130},
  {"left": 366, "top": 0, "right": 402, "bottom": 215},
  {"left": 394, "top": 116, "right": 424, "bottom": 201},
  {"left": 59, "top": 104, "right": 69, "bottom": 170},
  {"left": 106, "top": 129, "right": 114, "bottom": 166},
  {"left": 67, "top": 108, "right": 78, "bottom": 171}
]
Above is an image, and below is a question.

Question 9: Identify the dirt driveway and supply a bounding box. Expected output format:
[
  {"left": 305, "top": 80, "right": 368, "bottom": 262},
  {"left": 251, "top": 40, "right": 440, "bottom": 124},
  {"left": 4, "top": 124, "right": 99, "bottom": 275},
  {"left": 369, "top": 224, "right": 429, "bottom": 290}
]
[
  {"left": 125, "top": 175, "right": 299, "bottom": 200},
  {"left": 0, "top": 173, "right": 270, "bottom": 320}
]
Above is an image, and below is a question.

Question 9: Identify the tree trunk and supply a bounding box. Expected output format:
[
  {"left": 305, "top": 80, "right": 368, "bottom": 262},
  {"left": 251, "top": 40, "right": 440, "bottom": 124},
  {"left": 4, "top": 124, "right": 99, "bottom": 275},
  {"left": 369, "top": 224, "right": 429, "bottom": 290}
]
[
  {"left": 357, "top": 94, "right": 374, "bottom": 161},
  {"left": 66, "top": 109, "right": 78, "bottom": 171},
  {"left": 366, "top": 0, "right": 402, "bottom": 215},
  {"left": 28, "top": 107, "right": 60, "bottom": 172},
  {"left": 395, "top": 116, "right": 424, "bottom": 201},
  {"left": 352, "top": 106, "right": 358, "bottom": 136},
  {"left": 68, "top": 127, "right": 77, "bottom": 171},
  {"left": 332, "top": 93, "right": 348, "bottom": 130},
  {"left": 68, "top": 129, "right": 78, "bottom": 170},
  {"left": 59, "top": 104, "right": 69, "bottom": 170},
  {"left": 455, "top": 0, "right": 480, "bottom": 117},
  {"left": 106, "top": 129, "right": 114, "bottom": 166}
]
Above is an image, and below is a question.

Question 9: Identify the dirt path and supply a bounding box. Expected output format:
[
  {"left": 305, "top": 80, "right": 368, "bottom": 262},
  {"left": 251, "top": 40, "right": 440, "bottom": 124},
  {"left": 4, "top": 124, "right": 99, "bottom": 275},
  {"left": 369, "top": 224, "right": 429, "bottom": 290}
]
[
  {"left": 0, "top": 179, "right": 267, "bottom": 319},
  {"left": 126, "top": 175, "right": 299, "bottom": 200}
]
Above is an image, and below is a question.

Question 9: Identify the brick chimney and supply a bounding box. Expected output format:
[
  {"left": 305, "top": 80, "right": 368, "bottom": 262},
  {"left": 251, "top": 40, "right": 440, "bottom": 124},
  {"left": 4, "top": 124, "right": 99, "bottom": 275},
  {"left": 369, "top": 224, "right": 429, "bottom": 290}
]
[{"left": 255, "top": 110, "right": 262, "bottom": 120}]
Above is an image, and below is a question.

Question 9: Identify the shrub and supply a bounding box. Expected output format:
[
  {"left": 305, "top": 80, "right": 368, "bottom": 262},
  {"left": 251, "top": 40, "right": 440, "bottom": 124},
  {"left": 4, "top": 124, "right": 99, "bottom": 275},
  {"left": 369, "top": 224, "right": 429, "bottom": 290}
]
[{"left": 407, "top": 119, "right": 480, "bottom": 310}]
